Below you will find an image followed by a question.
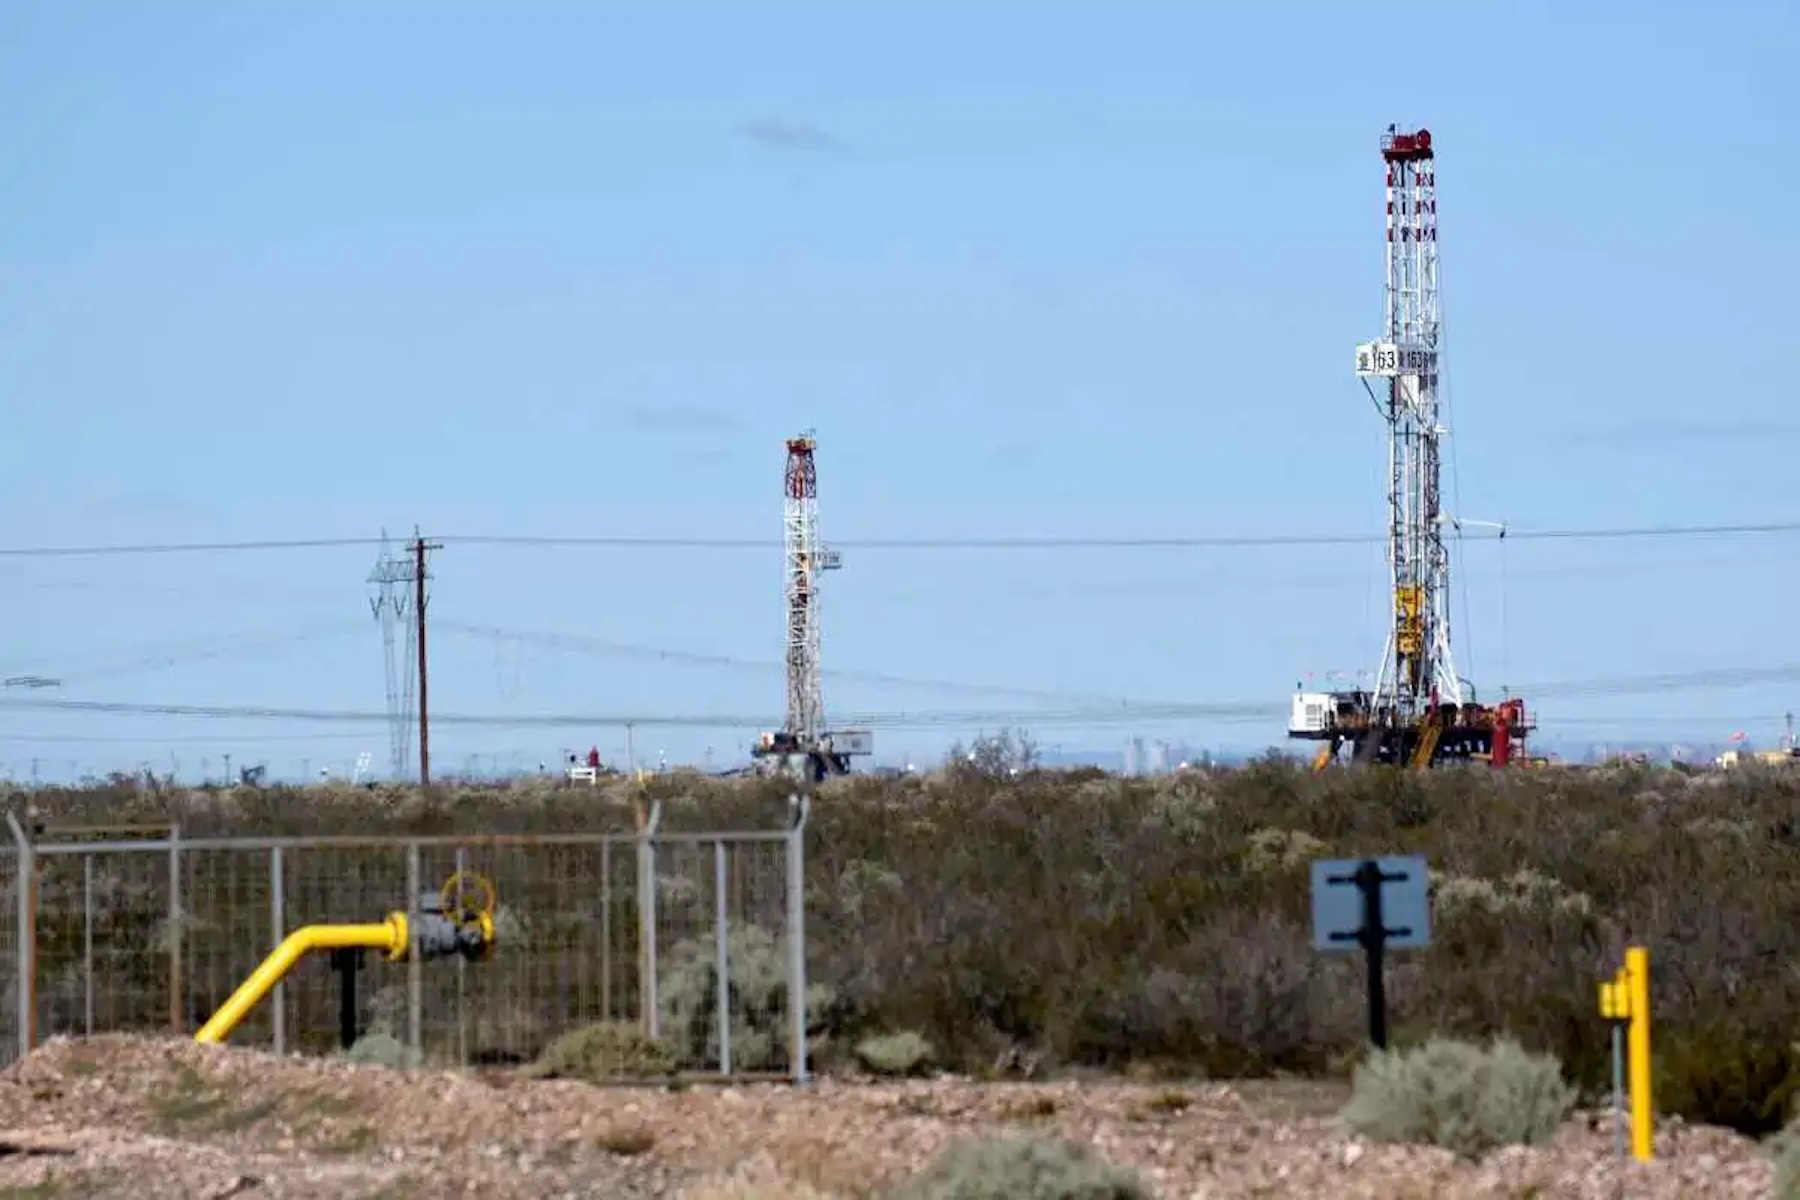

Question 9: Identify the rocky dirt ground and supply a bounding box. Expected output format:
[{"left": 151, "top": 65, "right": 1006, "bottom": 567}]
[{"left": 0, "top": 1035, "right": 1776, "bottom": 1198}]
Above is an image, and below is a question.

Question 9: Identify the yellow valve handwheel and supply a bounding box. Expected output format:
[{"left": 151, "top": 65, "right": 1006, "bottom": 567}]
[{"left": 440, "top": 870, "right": 498, "bottom": 922}]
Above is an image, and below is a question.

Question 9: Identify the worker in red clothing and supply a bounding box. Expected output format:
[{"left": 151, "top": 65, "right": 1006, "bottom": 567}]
[{"left": 585, "top": 746, "right": 601, "bottom": 770}]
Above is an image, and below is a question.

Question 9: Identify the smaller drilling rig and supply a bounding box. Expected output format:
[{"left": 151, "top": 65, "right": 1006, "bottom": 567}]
[
  {"left": 752, "top": 432, "right": 874, "bottom": 783},
  {"left": 1288, "top": 125, "right": 1534, "bottom": 770}
]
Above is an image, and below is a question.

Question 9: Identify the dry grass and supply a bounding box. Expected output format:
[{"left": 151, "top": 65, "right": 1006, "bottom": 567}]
[{"left": 0, "top": 1035, "right": 1775, "bottom": 1199}]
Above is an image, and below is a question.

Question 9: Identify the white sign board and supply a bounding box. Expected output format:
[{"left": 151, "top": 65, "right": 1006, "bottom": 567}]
[
  {"left": 823, "top": 729, "right": 874, "bottom": 756},
  {"left": 1355, "top": 341, "right": 1435, "bottom": 378}
]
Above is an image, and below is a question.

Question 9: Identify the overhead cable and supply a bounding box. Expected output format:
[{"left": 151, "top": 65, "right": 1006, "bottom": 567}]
[
  {"left": 436, "top": 619, "right": 1157, "bottom": 707},
  {"left": 3, "top": 518, "right": 1800, "bottom": 558},
  {"left": 8, "top": 658, "right": 1800, "bottom": 730}
]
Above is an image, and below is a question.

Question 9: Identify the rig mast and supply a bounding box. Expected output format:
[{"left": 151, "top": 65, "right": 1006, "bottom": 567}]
[
  {"left": 1288, "top": 126, "right": 1533, "bottom": 769},
  {"left": 784, "top": 433, "right": 831, "bottom": 744},
  {"left": 1369, "top": 125, "right": 1456, "bottom": 720},
  {"left": 753, "top": 432, "right": 871, "bottom": 780}
]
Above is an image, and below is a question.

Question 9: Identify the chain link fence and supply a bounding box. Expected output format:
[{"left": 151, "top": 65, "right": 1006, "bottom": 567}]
[{"left": 0, "top": 797, "right": 813, "bottom": 1081}]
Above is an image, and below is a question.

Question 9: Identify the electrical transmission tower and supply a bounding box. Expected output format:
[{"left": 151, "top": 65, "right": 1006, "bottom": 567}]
[
  {"left": 368, "top": 530, "right": 418, "bottom": 781},
  {"left": 1287, "top": 126, "right": 1532, "bottom": 769}
]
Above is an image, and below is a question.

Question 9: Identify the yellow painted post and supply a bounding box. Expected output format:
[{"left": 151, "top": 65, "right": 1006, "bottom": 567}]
[{"left": 1625, "top": 945, "right": 1653, "bottom": 1162}]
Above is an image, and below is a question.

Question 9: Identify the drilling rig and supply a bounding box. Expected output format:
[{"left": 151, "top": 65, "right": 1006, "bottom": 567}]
[
  {"left": 752, "top": 432, "right": 873, "bottom": 782},
  {"left": 1288, "top": 126, "right": 1534, "bottom": 770}
]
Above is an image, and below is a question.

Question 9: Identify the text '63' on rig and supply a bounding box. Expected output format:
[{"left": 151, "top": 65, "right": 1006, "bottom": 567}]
[{"left": 1287, "top": 125, "right": 1537, "bottom": 771}]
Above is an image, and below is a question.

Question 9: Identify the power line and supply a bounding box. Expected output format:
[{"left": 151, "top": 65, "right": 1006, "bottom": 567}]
[
  {"left": 0, "top": 537, "right": 382, "bottom": 558},
  {"left": 3, "top": 518, "right": 1800, "bottom": 558},
  {"left": 0, "top": 696, "right": 1268, "bottom": 730},
  {"left": 437, "top": 620, "right": 1156, "bottom": 707},
  {"left": 0, "top": 730, "right": 381, "bottom": 745},
  {"left": 446, "top": 521, "right": 1800, "bottom": 550},
  {"left": 0, "top": 714, "right": 1776, "bottom": 745},
  {"left": 4, "top": 623, "right": 366, "bottom": 685},
  {"left": 6, "top": 658, "right": 1800, "bottom": 730}
]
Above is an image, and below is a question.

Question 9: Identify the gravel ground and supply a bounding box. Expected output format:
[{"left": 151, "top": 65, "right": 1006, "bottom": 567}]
[{"left": 0, "top": 1035, "right": 1777, "bottom": 1198}]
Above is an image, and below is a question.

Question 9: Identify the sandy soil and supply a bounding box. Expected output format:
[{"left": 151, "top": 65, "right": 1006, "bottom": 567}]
[{"left": 0, "top": 1034, "right": 1775, "bottom": 1198}]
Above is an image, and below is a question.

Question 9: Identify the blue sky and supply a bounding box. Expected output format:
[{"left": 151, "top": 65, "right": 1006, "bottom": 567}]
[{"left": 1, "top": 1, "right": 1796, "bottom": 781}]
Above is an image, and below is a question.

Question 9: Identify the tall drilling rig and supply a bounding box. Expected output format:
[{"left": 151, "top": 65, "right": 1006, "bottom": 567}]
[
  {"left": 1288, "top": 126, "right": 1533, "bottom": 769},
  {"left": 752, "top": 432, "right": 873, "bottom": 781},
  {"left": 368, "top": 530, "right": 419, "bottom": 781}
]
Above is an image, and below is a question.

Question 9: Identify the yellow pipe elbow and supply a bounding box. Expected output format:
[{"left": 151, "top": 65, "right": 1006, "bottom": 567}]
[{"left": 194, "top": 914, "right": 409, "bottom": 1045}]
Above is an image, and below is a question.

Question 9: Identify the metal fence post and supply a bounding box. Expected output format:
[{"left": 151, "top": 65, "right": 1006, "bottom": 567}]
[
  {"left": 786, "top": 792, "right": 810, "bottom": 1084},
  {"left": 600, "top": 840, "right": 613, "bottom": 1020},
  {"left": 637, "top": 800, "right": 663, "bottom": 1039},
  {"left": 269, "top": 846, "right": 285, "bottom": 1055},
  {"left": 82, "top": 855, "right": 94, "bottom": 1037},
  {"left": 167, "top": 823, "right": 182, "bottom": 1034},
  {"left": 7, "top": 814, "right": 34, "bottom": 1060},
  {"left": 454, "top": 845, "right": 468, "bottom": 1068},
  {"left": 406, "top": 842, "right": 422, "bottom": 1059},
  {"left": 714, "top": 838, "right": 730, "bottom": 1075}
]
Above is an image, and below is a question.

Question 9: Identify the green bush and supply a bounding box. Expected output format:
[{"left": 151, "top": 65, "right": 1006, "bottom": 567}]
[
  {"left": 855, "top": 1030, "right": 935, "bottom": 1076},
  {"left": 1771, "top": 1119, "right": 1800, "bottom": 1199},
  {"left": 525, "top": 1020, "right": 678, "bottom": 1081},
  {"left": 658, "top": 921, "right": 835, "bottom": 1072},
  {"left": 339, "top": 1031, "right": 421, "bottom": 1070},
  {"left": 887, "top": 1135, "right": 1147, "bottom": 1200},
  {"left": 1341, "top": 1035, "right": 1575, "bottom": 1157},
  {"left": 1655, "top": 1021, "right": 1800, "bottom": 1137},
  {"left": 18, "top": 760, "right": 1800, "bottom": 1131}
]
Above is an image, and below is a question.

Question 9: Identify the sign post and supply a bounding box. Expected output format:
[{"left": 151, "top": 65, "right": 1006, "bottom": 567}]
[{"left": 1311, "top": 854, "right": 1431, "bottom": 1049}]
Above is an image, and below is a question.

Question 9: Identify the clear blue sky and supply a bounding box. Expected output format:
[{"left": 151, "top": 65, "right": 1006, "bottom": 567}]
[{"left": 1, "top": 1, "right": 1797, "bottom": 781}]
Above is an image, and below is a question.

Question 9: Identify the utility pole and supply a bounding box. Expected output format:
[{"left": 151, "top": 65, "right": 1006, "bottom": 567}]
[{"left": 412, "top": 529, "right": 443, "bottom": 789}]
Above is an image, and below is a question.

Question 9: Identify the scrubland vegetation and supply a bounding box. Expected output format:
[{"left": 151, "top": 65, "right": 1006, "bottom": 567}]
[{"left": 14, "top": 740, "right": 1800, "bottom": 1150}]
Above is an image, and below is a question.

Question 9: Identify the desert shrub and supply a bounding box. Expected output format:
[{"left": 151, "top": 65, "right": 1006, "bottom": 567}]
[
  {"left": 525, "top": 1020, "right": 678, "bottom": 1081},
  {"left": 658, "top": 921, "right": 835, "bottom": 1072},
  {"left": 1655, "top": 1020, "right": 1800, "bottom": 1136},
  {"left": 1341, "top": 1035, "right": 1575, "bottom": 1157},
  {"left": 887, "top": 1134, "right": 1147, "bottom": 1200},
  {"left": 855, "top": 1030, "right": 934, "bottom": 1076},
  {"left": 1771, "top": 1119, "right": 1800, "bottom": 1199},
  {"left": 686, "top": 1178, "right": 838, "bottom": 1200},
  {"left": 19, "top": 759, "right": 1800, "bottom": 1129},
  {"left": 339, "top": 1031, "right": 421, "bottom": 1070}
]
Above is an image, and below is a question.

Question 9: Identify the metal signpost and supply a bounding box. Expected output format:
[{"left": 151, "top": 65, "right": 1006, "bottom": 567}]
[{"left": 1311, "top": 854, "right": 1431, "bottom": 1049}]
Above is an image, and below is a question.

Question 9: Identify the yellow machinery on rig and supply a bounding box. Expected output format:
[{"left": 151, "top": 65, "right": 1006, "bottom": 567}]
[
  {"left": 1408, "top": 708, "right": 1443, "bottom": 769},
  {"left": 194, "top": 871, "right": 497, "bottom": 1045}
]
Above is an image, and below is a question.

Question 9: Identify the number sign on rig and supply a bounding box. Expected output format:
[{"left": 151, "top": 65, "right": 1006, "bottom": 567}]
[
  {"left": 1310, "top": 854, "right": 1432, "bottom": 1049},
  {"left": 1353, "top": 341, "right": 1436, "bottom": 378}
]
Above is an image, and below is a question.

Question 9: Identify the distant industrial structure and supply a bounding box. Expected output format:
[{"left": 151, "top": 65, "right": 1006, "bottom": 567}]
[
  {"left": 367, "top": 530, "right": 421, "bottom": 781},
  {"left": 1288, "top": 125, "right": 1535, "bottom": 770},
  {"left": 751, "top": 432, "right": 873, "bottom": 781}
]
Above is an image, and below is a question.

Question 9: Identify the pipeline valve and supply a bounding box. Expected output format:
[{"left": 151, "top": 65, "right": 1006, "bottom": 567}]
[
  {"left": 410, "top": 871, "right": 498, "bottom": 963},
  {"left": 1598, "top": 969, "right": 1632, "bottom": 1023}
]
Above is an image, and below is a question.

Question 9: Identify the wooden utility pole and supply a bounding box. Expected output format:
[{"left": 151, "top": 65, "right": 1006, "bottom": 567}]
[{"left": 412, "top": 530, "right": 443, "bottom": 789}]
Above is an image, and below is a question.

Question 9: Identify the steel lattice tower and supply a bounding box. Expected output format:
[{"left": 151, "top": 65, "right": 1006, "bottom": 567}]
[
  {"left": 367, "top": 530, "right": 419, "bottom": 780},
  {"left": 782, "top": 433, "right": 840, "bottom": 744},
  {"left": 1358, "top": 126, "right": 1461, "bottom": 721}
]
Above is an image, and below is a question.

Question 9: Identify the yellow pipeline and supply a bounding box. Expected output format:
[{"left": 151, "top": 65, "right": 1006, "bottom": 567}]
[{"left": 194, "top": 914, "right": 409, "bottom": 1045}]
